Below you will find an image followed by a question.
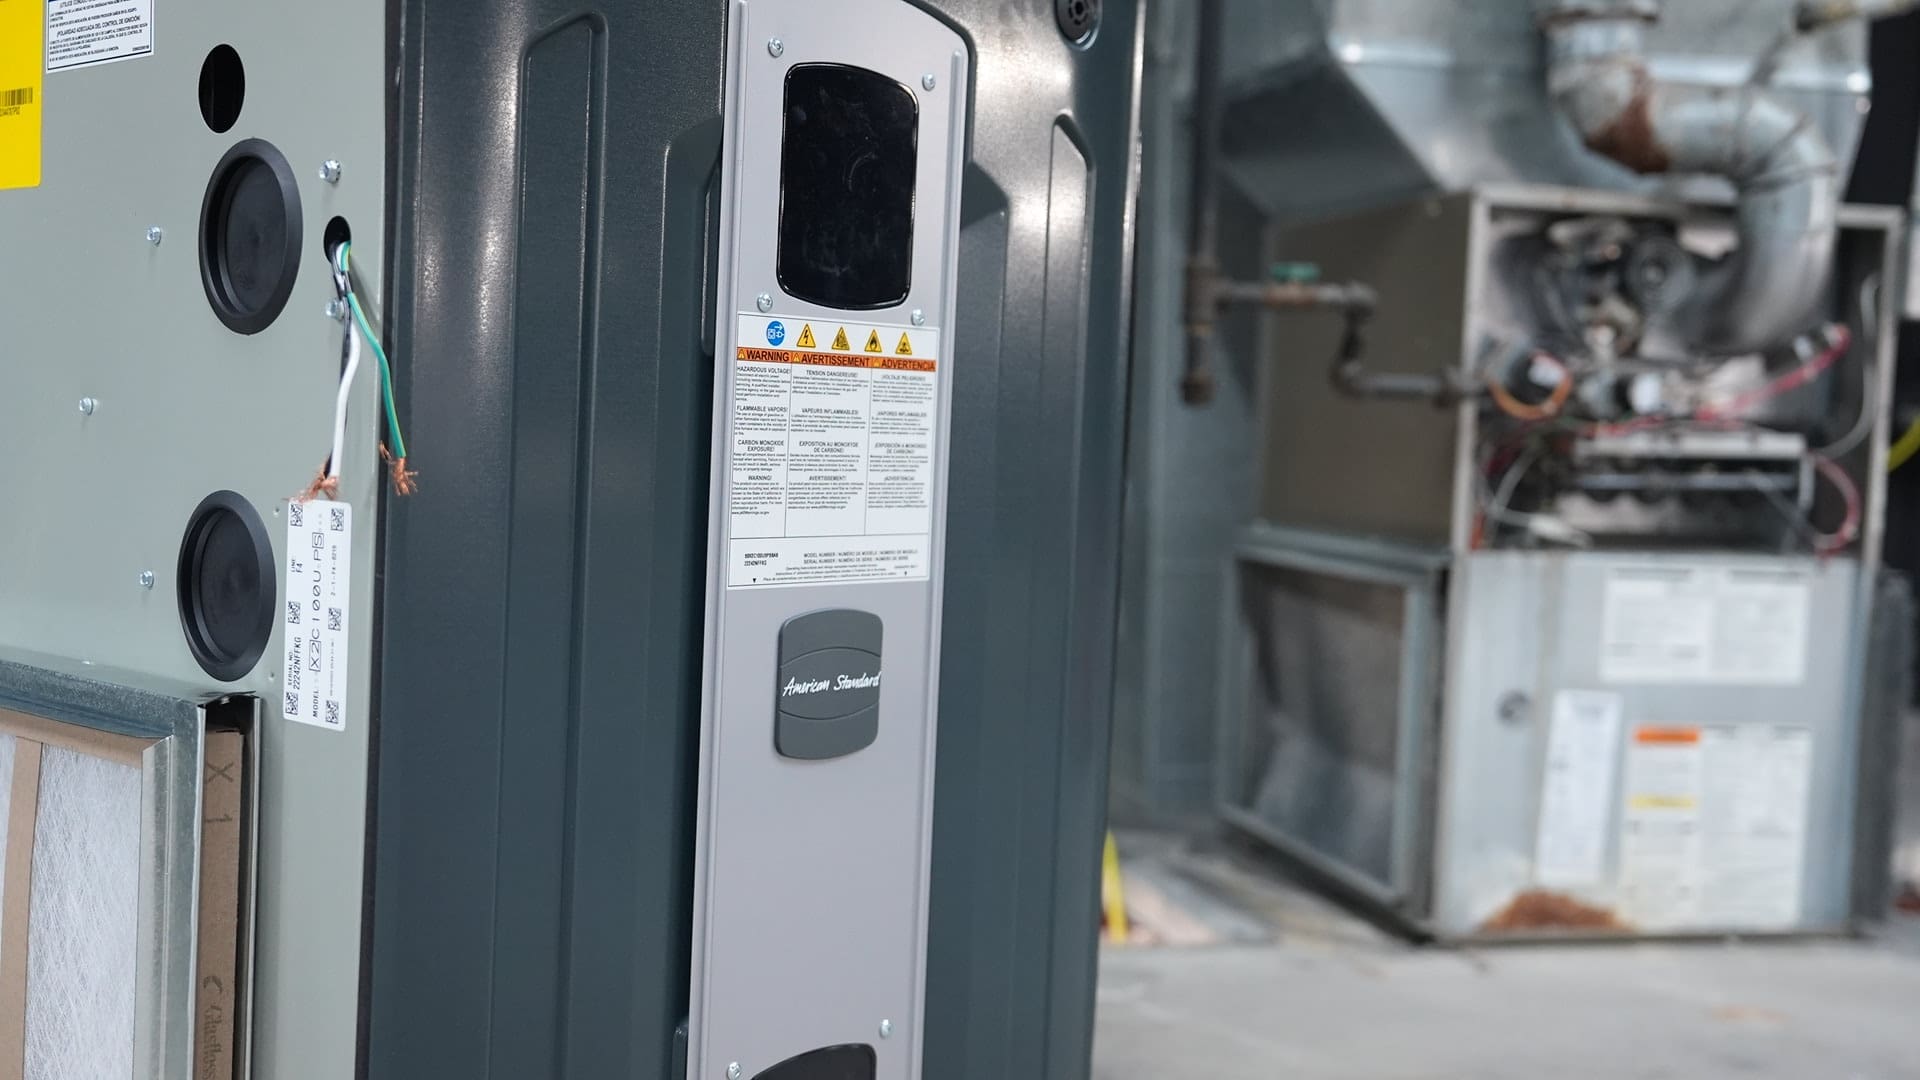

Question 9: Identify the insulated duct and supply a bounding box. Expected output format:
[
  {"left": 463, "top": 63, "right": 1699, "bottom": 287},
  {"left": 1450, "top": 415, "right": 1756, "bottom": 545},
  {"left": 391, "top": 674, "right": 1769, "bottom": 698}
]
[{"left": 1539, "top": 0, "right": 1841, "bottom": 355}]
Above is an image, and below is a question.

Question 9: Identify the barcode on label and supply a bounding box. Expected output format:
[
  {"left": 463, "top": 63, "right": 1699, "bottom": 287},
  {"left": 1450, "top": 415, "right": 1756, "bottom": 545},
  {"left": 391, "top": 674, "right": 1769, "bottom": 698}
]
[{"left": 1, "top": 89, "right": 33, "bottom": 108}]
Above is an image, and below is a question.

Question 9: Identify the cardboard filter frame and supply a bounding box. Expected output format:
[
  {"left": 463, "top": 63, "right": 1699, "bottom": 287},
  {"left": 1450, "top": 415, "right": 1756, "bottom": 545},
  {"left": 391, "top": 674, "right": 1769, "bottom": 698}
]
[{"left": 0, "top": 650, "right": 257, "bottom": 1080}]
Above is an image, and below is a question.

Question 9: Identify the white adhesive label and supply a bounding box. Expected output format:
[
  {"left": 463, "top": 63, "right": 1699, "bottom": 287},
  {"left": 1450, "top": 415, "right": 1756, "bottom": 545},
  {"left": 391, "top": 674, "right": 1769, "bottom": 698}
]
[
  {"left": 1697, "top": 724, "right": 1811, "bottom": 928},
  {"left": 1600, "top": 567, "right": 1810, "bottom": 685},
  {"left": 281, "top": 500, "right": 351, "bottom": 732},
  {"left": 1618, "top": 726, "right": 1706, "bottom": 928},
  {"left": 1534, "top": 690, "right": 1623, "bottom": 888},
  {"left": 726, "top": 313, "right": 941, "bottom": 589},
  {"left": 1617, "top": 724, "right": 1812, "bottom": 930},
  {"left": 46, "top": 0, "right": 153, "bottom": 72}
]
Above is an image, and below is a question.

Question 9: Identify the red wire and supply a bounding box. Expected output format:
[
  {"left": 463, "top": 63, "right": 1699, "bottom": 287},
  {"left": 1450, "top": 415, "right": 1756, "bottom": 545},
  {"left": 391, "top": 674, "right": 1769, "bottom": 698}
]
[
  {"left": 1584, "top": 324, "right": 1852, "bottom": 437},
  {"left": 1808, "top": 453, "right": 1862, "bottom": 555},
  {"left": 1696, "top": 325, "right": 1852, "bottom": 422},
  {"left": 1558, "top": 325, "right": 1861, "bottom": 554}
]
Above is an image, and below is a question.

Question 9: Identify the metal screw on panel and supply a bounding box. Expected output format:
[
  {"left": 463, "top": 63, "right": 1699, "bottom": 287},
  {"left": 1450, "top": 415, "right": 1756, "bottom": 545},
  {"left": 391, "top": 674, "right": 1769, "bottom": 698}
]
[
  {"left": 78, "top": 397, "right": 96, "bottom": 416},
  {"left": 326, "top": 299, "right": 348, "bottom": 321},
  {"left": 145, "top": 226, "right": 164, "bottom": 246},
  {"left": 910, "top": 309, "right": 926, "bottom": 327},
  {"left": 138, "top": 570, "right": 155, "bottom": 590},
  {"left": 921, "top": 73, "right": 937, "bottom": 91},
  {"left": 727, "top": 1065, "right": 742, "bottom": 1080},
  {"left": 756, "top": 292, "right": 773, "bottom": 313},
  {"left": 319, "top": 159, "right": 343, "bottom": 184},
  {"left": 767, "top": 37, "right": 784, "bottom": 57},
  {"left": 1496, "top": 691, "right": 1531, "bottom": 727},
  {"left": 879, "top": 1019, "right": 893, "bottom": 1038}
]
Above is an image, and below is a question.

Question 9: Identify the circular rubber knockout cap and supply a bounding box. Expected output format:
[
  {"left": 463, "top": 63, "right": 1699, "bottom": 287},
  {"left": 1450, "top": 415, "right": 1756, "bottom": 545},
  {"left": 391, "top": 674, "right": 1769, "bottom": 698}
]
[
  {"left": 177, "top": 491, "right": 276, "bottom": 682},
  {"left": 199, "top": 138, "right": 302, "bottom": 334}
]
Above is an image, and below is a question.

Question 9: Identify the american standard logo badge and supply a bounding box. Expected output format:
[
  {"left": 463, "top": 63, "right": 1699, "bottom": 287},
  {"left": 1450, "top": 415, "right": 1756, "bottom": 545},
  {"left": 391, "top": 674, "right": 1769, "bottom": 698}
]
[{"left": 781, "top": 672, "right": 882, "bottom": 697}]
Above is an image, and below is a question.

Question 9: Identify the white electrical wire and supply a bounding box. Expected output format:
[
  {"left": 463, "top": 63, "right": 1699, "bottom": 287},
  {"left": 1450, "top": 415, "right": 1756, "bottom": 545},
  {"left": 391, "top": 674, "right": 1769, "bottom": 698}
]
[
  {"left": 326, "top": 318, "right": 362, "bottom": 483},
  {"left": 1479, "top": 440, "right": 1593, "bottom": 547}
]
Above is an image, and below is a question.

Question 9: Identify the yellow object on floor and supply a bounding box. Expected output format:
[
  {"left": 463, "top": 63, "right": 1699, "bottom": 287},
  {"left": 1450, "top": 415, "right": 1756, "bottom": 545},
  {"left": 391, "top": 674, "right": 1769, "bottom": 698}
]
[{"left": 1102, "top": 830, "right": 1130, "bottom": 944}]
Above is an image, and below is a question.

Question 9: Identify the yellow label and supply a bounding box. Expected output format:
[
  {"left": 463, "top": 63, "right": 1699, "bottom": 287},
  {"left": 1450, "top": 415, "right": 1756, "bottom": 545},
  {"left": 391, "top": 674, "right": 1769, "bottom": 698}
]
[
  {"left": 831, "top": 327, "right": 850, "bottom": 351},
  {"left": 895, "top": 332, "right": 913, "bottom": 356},
  {"left": 1628, "top": 795, "right": 1698, "bottom": 811},
  {"left": 796, "top": 323, "right": 816, "bottom": 349},
  {"left": 0, "top": 0, "right": 44, "bottom": 190},
  {"left": 863, "top": 329, "right": 883, "bottom": 353}
]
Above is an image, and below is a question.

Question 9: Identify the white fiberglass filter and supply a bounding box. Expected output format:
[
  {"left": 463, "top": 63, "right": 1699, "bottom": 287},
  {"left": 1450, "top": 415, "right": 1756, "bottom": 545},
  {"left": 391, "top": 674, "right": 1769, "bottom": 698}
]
[{"left": 25, "top": 747, "right": 140, "bottom": 1080}]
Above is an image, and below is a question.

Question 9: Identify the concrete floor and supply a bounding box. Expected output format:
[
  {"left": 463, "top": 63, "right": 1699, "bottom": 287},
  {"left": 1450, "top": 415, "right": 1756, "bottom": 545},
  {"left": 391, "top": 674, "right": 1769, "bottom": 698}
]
[
  {"left": 1092, "top": 836, "right": 1920, "bottom": 1080},
  {"left": 1095, "top": 934, "right": 1920, "bottom": 1079}
]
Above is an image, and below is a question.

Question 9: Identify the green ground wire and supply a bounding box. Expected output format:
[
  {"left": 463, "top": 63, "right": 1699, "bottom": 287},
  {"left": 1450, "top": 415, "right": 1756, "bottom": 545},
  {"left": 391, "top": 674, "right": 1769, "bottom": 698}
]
[
  {"left": 338, "top": 243, "right": 408, "bottom": 460},
  {"left": 348, "top": 291, "right": 406, "bottom": 458}
]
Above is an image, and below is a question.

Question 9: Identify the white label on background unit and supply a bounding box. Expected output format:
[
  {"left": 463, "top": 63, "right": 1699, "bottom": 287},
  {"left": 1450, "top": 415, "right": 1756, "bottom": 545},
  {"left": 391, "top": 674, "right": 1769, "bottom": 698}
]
[
  {"left": 726, "top": 312, "right": 942, "bottom": 589},
  {"left": 281, "top": 500, "right": 352, "bottom": 732},
  {"left": 1697, "top": 725, "right": 1811, "bottom": 928},
  {"left": 1616, "top": 724, "right": 1814, "bottom": 930},
  {"left": 1533, "top": 690, "right": 1624, "bottom": 888},
  {"left": 1600, "top": 567, "right": 1810, "bottom": 685},
  {"left": 46, "top": 0, "right": 153, "bottom": 72},
  {"left": 1617, "top": 726, "right": 1706, "bottom": 928},
  {"left": 1709, "top": 572, "right": 1813, "bottom": 684}
]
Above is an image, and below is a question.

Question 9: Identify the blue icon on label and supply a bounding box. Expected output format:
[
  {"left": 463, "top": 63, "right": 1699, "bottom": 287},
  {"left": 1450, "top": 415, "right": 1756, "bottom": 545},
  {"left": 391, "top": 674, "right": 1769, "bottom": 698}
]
[{"left": 766, "top": 320, "right": 786, "bottom": 345}]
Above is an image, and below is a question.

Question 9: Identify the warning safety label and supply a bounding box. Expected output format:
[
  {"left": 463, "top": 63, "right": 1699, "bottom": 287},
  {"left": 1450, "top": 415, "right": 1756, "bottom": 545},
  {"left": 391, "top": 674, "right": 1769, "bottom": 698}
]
[
  {"left": 1599, "top": 566, "right": 1811, "bottom": 685},
  {"left": 1617, "top": 723, "right": 1812, "bottom": 930},
  {"left": 727, "top": 312, "right": 943, "bottom": 589},
  {"left": 46, "top": 0, "right": 153, "bottom": 73}
]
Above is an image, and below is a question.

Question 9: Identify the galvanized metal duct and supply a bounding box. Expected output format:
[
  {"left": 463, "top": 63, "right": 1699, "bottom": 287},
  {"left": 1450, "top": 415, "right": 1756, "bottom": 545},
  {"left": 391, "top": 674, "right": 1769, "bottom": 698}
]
[{"left": 1539, "top": 0, "right": 1840, "bottom": 355}]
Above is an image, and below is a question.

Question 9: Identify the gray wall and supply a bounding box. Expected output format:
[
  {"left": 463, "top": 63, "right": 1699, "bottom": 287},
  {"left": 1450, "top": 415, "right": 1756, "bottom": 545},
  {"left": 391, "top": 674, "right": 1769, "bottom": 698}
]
[{"left": 1112, "top": 0, "right": 1269, "bottom": 823}]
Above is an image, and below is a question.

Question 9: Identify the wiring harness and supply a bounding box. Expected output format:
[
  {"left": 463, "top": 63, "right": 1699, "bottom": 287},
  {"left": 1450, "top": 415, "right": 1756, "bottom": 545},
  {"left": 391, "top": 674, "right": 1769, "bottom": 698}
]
[
  {"left": 305, "top": 241, "right": 415, "bottom": 499},
  {"left": 1478, "top": 324, "right": 1861, "bottom": 556}
]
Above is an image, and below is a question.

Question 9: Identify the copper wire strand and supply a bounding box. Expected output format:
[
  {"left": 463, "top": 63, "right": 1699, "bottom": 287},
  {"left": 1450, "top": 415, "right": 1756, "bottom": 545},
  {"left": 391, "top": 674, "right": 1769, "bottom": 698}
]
[
  {"left": 299, "top": 462, "right": 339, "bottom": 503},
  {"left": 382, "top": 444, "right": 419, "bottom": 496}
]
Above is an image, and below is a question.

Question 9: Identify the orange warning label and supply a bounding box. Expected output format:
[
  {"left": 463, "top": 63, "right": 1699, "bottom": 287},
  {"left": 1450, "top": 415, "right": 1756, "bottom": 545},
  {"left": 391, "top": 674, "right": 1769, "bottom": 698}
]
[
  {"left": 736, "top": 347, "right": 939, "bottom": 371},
  {"left": 728, "top": 311, "right": 944, "bottom": 590},
  {"left": 1633, "top": 726, "right": 1701, "bottom": 745},
  {"left": 813, "top": 352, "right": 869, "bottom": 369}
]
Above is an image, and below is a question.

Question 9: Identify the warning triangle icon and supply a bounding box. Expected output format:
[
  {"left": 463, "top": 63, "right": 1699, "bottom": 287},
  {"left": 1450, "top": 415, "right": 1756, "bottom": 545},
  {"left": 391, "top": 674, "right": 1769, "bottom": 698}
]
[
  {"left": 895, "top": 333, "right": 913, "bottom": 356},
  {"left": 864, "top": 330, "right": 884, "bottom": 353},
  {"left": 797, "top": 323, "right": 817, "bottom": 349},
  {"left": 832, "top": 327, "right": 851, "bottom": 351}
]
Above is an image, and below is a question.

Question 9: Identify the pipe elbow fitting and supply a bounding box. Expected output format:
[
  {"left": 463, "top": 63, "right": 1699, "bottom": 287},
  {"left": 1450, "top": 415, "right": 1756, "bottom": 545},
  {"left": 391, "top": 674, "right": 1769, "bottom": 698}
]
[{"left": 1540, "top": 3, "right": 1841, "bottom": 355}]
